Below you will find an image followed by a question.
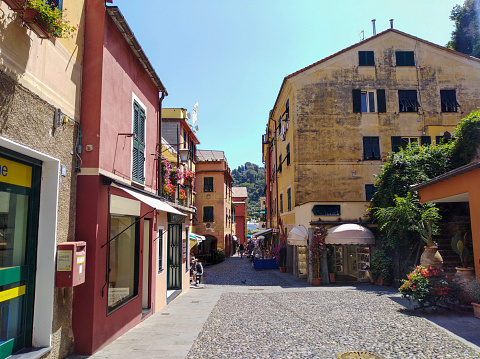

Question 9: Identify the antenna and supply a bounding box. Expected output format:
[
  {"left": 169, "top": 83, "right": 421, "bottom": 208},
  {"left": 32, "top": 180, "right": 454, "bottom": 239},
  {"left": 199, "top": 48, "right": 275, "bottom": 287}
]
[
  {"left": 372, "top": 19, "right": 376, "bottom": 35},
  {"left": 359, "top": 30, "right": 365, "bottom": 41}
]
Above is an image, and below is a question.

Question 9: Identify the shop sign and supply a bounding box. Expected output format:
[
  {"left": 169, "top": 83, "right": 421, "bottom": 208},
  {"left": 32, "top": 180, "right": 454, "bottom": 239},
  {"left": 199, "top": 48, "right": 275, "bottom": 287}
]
[
  {"left": 0, "top": 156, "right": 32, "bottom": 188},
  {"left": 0, "top": 285, "right": 26, "bottom": 303}
]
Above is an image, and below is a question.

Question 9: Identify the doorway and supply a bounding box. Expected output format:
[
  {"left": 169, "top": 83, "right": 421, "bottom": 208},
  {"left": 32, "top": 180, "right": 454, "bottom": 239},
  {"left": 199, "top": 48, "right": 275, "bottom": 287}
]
[
  {"left": 142, "top": 219, "right": 151, "bottom": 314},
  {"left": 167, "top": 223, "right": 181, "bottom": 290}
]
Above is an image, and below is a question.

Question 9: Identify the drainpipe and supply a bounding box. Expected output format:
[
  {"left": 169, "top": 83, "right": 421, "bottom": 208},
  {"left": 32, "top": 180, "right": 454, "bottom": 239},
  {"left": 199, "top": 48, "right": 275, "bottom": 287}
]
[{"left": 158, "top": 91, "right": 167, "bottom": 196}]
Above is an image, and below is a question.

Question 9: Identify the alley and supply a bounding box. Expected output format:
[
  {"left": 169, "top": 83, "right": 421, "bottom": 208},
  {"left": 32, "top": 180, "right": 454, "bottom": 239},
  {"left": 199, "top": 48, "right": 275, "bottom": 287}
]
[{"left": 71, "top": 257, "right": 480, "bottom": 359}]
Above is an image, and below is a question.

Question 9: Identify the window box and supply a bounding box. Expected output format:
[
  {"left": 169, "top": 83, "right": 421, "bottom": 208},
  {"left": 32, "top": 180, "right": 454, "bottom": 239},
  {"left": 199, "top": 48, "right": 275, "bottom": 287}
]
[
  {"left": 22, "top": 7, "right": 50, "bottom": 39},
  {"left": 3, "top": 0, "right": 26, "bottom": 11}
]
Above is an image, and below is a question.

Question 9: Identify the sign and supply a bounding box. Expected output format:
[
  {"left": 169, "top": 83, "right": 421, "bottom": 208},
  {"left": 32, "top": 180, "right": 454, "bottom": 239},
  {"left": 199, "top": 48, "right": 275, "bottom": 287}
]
[
  {"left": 57, "top": 250, "right": 73, "bottom": 271},
  {"left": 0, "top": 157, "right": 32, "bottom": 188},
  {"left": 182, "top": 237, "right": 187, "bottom": 263},
  {"left": 0, "top": 285, "right": 26, "bottom": 303}
]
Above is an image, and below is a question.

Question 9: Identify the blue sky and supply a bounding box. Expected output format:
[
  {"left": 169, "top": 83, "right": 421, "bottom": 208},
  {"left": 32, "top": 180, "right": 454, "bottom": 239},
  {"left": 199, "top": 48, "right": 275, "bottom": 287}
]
[{"left": 115, "top": 0, "right": 461, "bottom": 170}]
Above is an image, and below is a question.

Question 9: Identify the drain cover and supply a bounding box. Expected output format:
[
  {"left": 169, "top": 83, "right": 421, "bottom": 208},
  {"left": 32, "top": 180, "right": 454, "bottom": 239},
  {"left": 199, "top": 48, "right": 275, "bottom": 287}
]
[
  {"left": 248, "top": 288, "right": 264, "bottom": 291},
  {"left": 336, "top": 351, "right": 385, "bottom": 359}
]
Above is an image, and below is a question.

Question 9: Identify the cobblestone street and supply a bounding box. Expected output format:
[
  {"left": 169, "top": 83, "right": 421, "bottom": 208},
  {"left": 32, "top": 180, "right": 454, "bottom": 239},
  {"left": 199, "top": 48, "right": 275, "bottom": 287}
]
[{"left": 71, "top": 256, "right": 480, "bottom": 359}]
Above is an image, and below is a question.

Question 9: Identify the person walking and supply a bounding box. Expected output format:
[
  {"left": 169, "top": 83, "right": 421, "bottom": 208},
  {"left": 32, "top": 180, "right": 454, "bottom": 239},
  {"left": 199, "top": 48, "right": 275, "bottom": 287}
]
[{"left": 239, "top": 243, "right": 245, "bottom": 259}]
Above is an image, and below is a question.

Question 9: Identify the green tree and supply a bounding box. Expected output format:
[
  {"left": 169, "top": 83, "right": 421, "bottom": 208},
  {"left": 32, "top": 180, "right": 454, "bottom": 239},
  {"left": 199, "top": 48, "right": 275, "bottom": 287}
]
[
  {"left": 232, "top": 163, "right": 265, "bottom": 219},
  {"left": 447, "top": 0, "right": 480, "bottom": 58}
]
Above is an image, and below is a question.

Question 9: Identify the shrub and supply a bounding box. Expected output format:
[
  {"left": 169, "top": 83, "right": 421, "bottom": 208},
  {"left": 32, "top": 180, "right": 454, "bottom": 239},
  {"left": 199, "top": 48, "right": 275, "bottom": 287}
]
[
  {"left": 399, "top": 265, "right": 456, "bottom": 308},
  {"left": 370, "top": 250, "right": 394, "bottom": 284}
]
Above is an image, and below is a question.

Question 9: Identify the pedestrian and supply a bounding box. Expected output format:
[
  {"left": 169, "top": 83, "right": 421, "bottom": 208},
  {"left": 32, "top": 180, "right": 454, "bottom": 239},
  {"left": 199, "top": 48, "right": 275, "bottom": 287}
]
[
  {"left": 239, "top": 243, "right": 245, "bottom": 259},
  {"left": 195, "top": 260, "right": 203, "bottom": 285}
]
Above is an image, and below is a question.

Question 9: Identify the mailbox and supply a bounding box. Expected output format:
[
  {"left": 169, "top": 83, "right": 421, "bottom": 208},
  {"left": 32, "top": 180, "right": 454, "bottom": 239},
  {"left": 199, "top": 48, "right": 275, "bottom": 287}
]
[{"left": 56, "top": 241, "right": 86, "bottom": 287}]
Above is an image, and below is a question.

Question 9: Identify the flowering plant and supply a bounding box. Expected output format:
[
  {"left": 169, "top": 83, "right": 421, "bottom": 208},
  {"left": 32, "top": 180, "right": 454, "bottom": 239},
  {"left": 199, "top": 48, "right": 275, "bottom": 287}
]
[
  {"left": 399, "top": 265, "right": 456, "bottom": 309},
  {"left": 179, "top": 188, "right": 186, "bottom": 200},
  {"left": 183, "top": 170, "right": 195, "bottom": 181},
  {"left": 162, "top": 178, "right": 175, "bottom": 197},
  {"left": 271, "top": 243, "right": 286, "bottom": 266},
  {"left": 309, "top": 227, "right": 327, "bottom": 278},
  {"left": 26, "top": 0, "right": 78, "bottom": 38},
  {"left": 161, "top": 156, "right": 173, "bottom": 181},
  {"left": 170, "top": 167, "right": 182, "bottom": 185}
]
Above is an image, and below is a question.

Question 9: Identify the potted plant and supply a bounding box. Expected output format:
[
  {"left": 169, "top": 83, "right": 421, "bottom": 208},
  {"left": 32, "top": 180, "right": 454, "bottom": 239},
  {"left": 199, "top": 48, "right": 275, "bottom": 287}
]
[
  {"left": 169, "top": 167, "right": 182, "bottom": 186},
  {"left": 327, "top": 245, "right": 335, "bottom": 284},
  {"left": 272, "top": 243, "right": 286, "bottom": 272},
  {"left": 419, "top": 218, "right": 443, "bottom": 269},
  {"left": 452, "top": 231, "right": 475, "bottom": 304},
  {"left": 23, "top": 0, "right": 78, "bottom": 39},
  {"left": 399, "top": 265, "right": 455, "bottom": 309},
  {"left": 370, "top": 250, "right": 394, "bottom": 286},
  {"left": 183, "top": 170, "right": 195, "bottom": 186},
  {"left": 309, "top": 227, "right": 327, "bottom": 286},
  {"left": 467, "top": 278, "right": 480, "bottom": 318}
]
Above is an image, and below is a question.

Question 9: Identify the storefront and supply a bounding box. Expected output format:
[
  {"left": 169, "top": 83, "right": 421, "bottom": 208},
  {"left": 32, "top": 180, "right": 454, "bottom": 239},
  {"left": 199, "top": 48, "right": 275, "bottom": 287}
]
[
  {"left": 287, "top": 226, "right": 308, "bottom": 278},
  {"left": 0, "top": 139, "right": 60, "bottom": 358},
  {"left": 326, "top": 224, "right": 375, "bottom": 282}
]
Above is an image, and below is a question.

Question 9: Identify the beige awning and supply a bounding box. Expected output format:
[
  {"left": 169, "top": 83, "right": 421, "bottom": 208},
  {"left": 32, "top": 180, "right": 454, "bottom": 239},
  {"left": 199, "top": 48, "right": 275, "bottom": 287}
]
[
  {"left": 287, "top": 225, "right": 308, "bottom": 246},
  {"left": 326, "top": 224, "right": 375, "bottom": 245}
]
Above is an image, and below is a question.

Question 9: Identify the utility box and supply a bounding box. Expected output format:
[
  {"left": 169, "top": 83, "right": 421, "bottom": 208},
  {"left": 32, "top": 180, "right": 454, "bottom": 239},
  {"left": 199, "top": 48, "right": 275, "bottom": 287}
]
[{"left": 56, "top": 241, "right": 86, "bottom": 287}]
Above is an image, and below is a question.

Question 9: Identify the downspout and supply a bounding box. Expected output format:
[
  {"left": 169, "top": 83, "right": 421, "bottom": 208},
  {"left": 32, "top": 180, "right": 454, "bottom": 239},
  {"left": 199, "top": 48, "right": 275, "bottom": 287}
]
[{"left": 157, "top": 91, "right": 167, "bottom": 196}]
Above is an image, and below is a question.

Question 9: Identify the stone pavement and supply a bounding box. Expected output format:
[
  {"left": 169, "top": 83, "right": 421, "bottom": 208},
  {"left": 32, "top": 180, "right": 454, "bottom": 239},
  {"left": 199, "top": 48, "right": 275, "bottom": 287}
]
[{"left": 67, "top": 255, "right": 480, "bottom": 359}]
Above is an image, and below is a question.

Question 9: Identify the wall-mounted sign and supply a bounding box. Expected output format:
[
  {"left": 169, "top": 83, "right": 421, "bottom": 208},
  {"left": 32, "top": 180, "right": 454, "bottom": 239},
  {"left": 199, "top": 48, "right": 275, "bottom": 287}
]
[{"left": 0, "top": 157, "right": 32, "bottom": 188}]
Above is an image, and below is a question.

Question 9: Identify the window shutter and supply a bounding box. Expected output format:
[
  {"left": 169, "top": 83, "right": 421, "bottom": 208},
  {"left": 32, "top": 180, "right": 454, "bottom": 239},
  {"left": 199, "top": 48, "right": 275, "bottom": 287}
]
[
  {"left": 405, "top": 51, "right": 415, "bottom": 66},
  {"left": 377, "top": 89, "right": 386, "bottom": 113},
  {"left": 353, "top": 89, "right": 362, "bottom": 113},
  {"left": 391, "top": 136, "right": 402, "bottom": 152},
  {"left": 421, "top": 136, "right": 431, "bottom": 146},
  {"left": 132, "top": 102, "right": 146, "bottom": 182}
]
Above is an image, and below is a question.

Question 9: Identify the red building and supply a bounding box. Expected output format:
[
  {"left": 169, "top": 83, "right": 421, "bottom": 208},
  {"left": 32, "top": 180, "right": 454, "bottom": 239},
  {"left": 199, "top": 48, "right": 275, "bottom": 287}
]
[
  {"left": 232, "top": 187, "right": 248, "bottom": 246},
  {"left": 73, "top": 3, "right": 190, "bottom": 354}
]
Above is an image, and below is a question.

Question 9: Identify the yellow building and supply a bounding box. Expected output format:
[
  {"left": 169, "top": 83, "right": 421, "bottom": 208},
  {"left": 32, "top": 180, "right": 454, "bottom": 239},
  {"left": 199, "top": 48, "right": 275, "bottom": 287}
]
[{"left": 264, "top": 28, "right": 480, "bottom": 283}]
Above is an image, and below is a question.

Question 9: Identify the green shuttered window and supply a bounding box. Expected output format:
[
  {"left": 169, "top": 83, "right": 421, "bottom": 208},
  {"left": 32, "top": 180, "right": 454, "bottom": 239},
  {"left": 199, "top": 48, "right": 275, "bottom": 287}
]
[{"left": 132, "top": 101, "right": 146, "bottom": 183}]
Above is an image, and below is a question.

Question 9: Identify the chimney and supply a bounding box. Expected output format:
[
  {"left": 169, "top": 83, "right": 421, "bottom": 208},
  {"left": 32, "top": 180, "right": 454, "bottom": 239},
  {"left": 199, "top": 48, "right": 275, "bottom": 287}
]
[
  {"left": 372, "top": 19, "right": 376, "bottom": 35},
  {"left": 390, "top": 19, "right": 394, "bottom": 29}
]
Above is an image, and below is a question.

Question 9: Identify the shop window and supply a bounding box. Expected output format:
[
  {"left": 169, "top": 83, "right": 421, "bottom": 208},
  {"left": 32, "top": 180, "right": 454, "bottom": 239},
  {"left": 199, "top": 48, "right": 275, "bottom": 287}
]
[
  {"left": 363, "top": 136, "right": 381, "bottom": 160},
  {"left": 441, "top": 90, "right": 460, "bottom": 112},
  {"left": 365, "top": 184, "right": 375, "bottom": 201},
  {"left": 398, "top": 90, "right": 420, "bottom": 112},
  {"left": 158, "top": 227, "right": 163, "bottom": 273},
  {"left": 280, "top": 193, "right": 283, "bottom": 213},
  {"left": 396, "top": 51, "right": 415, "bottom": 66},
  {"left": 353, "top": 89, "right": 386, "bottom": 113},
  {"left": 132, "top": 101, "right": 146, "bottom": 183},
  {"left": 312, "top": 205, "right": 341, "bottom": 216},
  {"left": 286, "top": 143, "right": 290, "bottom": 166},
  {"left": 287, "top": 187, "right": 292, "bottom": 211},
  {"left": 108, "top": 216, "right": 139, "bottom": 313},
  {"left": 204, "top": 177, "right": 213, "bottom": 192},
  {"left": 203, "top": 206, "right": 214, "bottom": 222},
  {"left": 359, "top": 51, "right": 375, "bottom": 66}
]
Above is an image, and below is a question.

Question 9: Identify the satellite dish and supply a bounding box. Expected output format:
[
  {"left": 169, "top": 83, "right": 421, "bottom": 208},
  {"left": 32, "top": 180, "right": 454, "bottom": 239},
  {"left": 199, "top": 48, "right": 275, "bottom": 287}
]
[
  {"left": 187, "top": 112, "right": 191, "bottom": 119},
  {"left": 195, "top": 125, "right": 199, "bottom": 132}
]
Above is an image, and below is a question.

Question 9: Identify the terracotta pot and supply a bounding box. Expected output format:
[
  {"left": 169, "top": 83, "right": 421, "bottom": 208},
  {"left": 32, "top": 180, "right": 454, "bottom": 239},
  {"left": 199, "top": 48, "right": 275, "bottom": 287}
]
[
  {"left": 454, "top": 267, "right": 476, "bottom": 304},
  {"left": 22, "top": 8, "right": 51, "bottom": 39},
  {"left": 279, "top": 267, "right": 286, "bottom": 273},
  {"left": 312, "top": 277, "right": 322, "bottom": 286},
  {"left": 329, "top": 273, "right": 335, "bottom": 284},
  {"left": 420, "top": 245, "right": 443, "bottom": 269},
  {"left": 472, "top": 302, "right": 480, "bottom": 319}
]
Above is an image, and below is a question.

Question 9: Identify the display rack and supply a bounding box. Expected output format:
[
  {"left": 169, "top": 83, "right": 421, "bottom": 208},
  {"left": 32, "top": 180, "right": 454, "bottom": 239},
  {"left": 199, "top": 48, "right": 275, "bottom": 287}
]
[{"left": 356, "top": 248, "right": 370, "bottom": 282}]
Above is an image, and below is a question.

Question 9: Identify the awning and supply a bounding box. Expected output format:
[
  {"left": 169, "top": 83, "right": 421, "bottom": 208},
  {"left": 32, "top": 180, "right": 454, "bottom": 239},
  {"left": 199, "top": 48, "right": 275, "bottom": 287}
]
[
  {"left": 252, "top": 228, "right": 273, "bottom": 238},
  {"left": 190, "top": 233, "right": 205, "bottom": 242},
  {"left": 326, "top": 224, "right": 375, "bottom": 245},
  {"left": 287, "top": 225, "right": 308, "bottom": 246},
  {"left": 113, "top": 184, "right": 186, "bottom": 216}
]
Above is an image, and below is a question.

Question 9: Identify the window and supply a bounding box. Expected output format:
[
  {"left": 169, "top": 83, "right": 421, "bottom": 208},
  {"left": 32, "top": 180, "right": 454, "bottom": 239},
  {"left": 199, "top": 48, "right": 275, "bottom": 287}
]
[
  {"left": 204, "top": 177, "right": 213, "bottom": 192},
  {"left": 398, "top": 90, "right": 420, "bottom": 112},
  {"left": 183, "top": 131, "right": 187, "bottom": 149},
  {"left": 312, "top": 205, "right": 341, "bottom": 216},
  {"left": 108, "top": 216, "right": 139, "bottom": 313},
  {"left": 353, "top": 89, "right": 386, "bottom": 113},
  {"left": 278, "top": 154, "right": 282, "bottom": 173},
  {"left": 287, "top": 188, "right": 292, "bottom": 211},
  {"left": 132, "top": 101, "right": 146, "bottom": 183},
  {"left": 285, "top": 99, "right": 289, "bottom": 121},
  {"left": 286, "top": 143, "right": 291, "bottom": 166},
  {"left": 441, "top": 90, "right": 460, "bottom": 112},
  {"left": 396, "top": 51, "right": 415, "bottom": 66},
  {"left": 363, "top": 136, "right": 381, "bottom": 160},
  {"left": 365, "top": 184, "right": 375, "bottom": 201},
  {"left": 280, "top": 193, "right": 283, "bottom": 213},
  {"left": 158, "top": 227, "right": 164, "bottom": 273},
  {"left": 391, "top": 136, "right": 431, "bottom": 152},
  {"left": 359, "top": 51, "right": 375, "bottom": 66},
  {"left": 203, "top": 206, "right": 214, "bottom": 222},
  {"left": 50, "top": 0, "right": 63, "bottom": 9}
]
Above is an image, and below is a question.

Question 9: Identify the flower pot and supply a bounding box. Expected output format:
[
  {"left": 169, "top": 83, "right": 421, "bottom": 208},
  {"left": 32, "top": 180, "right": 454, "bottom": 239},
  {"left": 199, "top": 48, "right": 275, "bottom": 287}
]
[
  {"left": 454, "top": 267, "right": 476, "bottom": 305},
  {"left": 279, "top": 267, "right": 286, "bottom": 273},
  {"left": 472, "top": 302, "right": 480, "bottom": 319},
  {"left": 22, "top": 8, "right": 51, "bottom": 39},
  {"left": 329, "top": 273, "right": 335, "bottom": 284},
  {"left": 312, "top": 277, "right": 322, "bottom": 286},
  {"left": 3, "top": 0, "right": 26, "bottom": 11},
  {"left": 184, "top": 178, "right": 193, "bottom": 186},
  {"left": 420, "top": 245, "right": 443, "bottom": 269}
]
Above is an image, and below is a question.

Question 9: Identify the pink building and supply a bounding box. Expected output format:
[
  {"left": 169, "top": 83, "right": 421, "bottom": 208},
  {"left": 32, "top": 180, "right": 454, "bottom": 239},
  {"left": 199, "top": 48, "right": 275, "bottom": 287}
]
[{"left": 232, "top": 187, "right": 248, "bottom": 246}]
